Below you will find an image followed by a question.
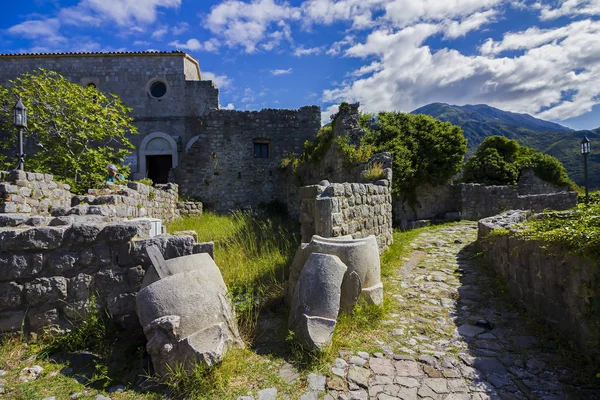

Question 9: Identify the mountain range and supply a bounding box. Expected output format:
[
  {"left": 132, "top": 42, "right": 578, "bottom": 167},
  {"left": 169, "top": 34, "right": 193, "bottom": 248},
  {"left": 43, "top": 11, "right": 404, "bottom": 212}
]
[{"left": 411, "top": 103, "right": 600, "bottom": 190}]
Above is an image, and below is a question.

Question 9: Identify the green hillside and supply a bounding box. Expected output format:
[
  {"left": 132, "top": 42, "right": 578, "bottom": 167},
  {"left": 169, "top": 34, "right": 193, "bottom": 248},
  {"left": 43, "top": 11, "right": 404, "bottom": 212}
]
[{"left": 411, "top": 103, "right": 599, "bottom": 189}]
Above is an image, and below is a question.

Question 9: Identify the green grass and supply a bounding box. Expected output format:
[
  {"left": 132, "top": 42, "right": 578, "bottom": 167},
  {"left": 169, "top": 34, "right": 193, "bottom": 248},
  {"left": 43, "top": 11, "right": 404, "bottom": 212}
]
[
  {"left": 519, "top": 199, "right": 600, "bottom": 258},
  {"left": 167, "top": 212, "right": 297, "bottom": 338}
]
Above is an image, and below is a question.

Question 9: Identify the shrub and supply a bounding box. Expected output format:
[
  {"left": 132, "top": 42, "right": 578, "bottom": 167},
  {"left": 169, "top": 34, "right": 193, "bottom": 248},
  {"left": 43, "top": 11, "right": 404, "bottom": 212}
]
[
  {"left": 360, "top": 111, "right": 468, "bottom": 204},
  {"left": 0, "top": 69, "right": 137, "bottom": 194},
  {"left": 463, "top": 136, "right": 575, "bottom": 188}
]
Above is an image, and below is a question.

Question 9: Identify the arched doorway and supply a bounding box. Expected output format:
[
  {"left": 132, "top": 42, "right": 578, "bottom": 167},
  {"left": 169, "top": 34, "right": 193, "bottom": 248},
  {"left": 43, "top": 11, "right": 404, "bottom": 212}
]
[{"left": 139, "top": 132, "right": 178, "bottom": 184}]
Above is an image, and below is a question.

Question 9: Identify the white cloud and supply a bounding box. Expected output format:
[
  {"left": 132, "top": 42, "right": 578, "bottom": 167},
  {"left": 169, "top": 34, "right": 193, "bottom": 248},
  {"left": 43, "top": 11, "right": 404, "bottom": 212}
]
[
  {"left": 443, "top": 9, "right": 499, "bottom": 39},
  {"left": 151, "top": 25, "right": 169, "bottom": 39},
  {"left": 133, "top": 40, "right": 151, "bottom": 46},
  {"left": 64, "top": 0, "right": 182, "bottom": 26},
  {"left": 271, "top": 68, "right": 293, "bottom": 75},
  {"left": 222, "top": 103, "right": 235, "bottom": 109},
  {"left": 7, "top": 18, "right": 65, "bottom": 42},
  {"left": 293, "top": 45, "right": 323, "bottom": 56},
  {"left": 327, "top": 35, "right": 356, "bottom": 56},
  {"left": 169, "top": 38, "right": 202, "bottom": 50},
  {"left": 172, "top": 22, "right": 189, "bottom": 35},
  {"left": 537, "top": 0, "right": 600, "bottom": 20},
  {"left": 203, "top": 71, "right": 233, "bottom": 89},
  {"left": 321, "top": 17, "right": 600, "bottom": 123},
  {"left": 205, "top": 0, "right": 301, "bottom": 53},
  {"left": 169, "top": 38, "right": 220, "bottom": 52}
]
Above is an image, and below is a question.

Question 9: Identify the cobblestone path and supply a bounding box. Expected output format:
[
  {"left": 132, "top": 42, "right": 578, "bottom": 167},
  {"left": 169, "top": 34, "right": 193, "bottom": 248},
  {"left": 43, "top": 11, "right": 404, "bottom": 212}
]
[{"left": 317, "top": 222, "right": 600, "bottom": 400}]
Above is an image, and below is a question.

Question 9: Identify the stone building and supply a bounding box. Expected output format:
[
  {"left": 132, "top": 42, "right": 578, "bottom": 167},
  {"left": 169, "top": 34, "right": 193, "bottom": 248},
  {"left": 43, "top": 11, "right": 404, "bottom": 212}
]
[{"left": 0, "top": 51, "right": 321, "bottom": 210}]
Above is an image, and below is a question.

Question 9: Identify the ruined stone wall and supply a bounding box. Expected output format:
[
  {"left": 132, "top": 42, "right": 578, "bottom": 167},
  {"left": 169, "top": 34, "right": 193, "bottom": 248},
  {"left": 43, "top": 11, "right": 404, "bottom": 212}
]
[
  {"left": 394, "top": 171, "right": 578, "bottom": 226},
  {"left": 458, "top": 184, "right": 577, "bottom": 220},
  {"left": 299, "top": 180, "right": 393, "bottom": 253},
  {"left": 174, "top": 107, "right": 321, "bottom": 212},
  {"left": 0, "top": 217, "right": 210, "bottom": 334},
  {"left": 177, "top": 201, "right": 203, "bottom": 217},
  {"left": 70, "top": 182, "right": 180, "bottom": 222},
  {"left": 0, "top": 170, "right": 72, "bottom": 215},
  {"left": 0, "top": 171, "right": 182, "bottom": 222},
  {"left": 478, "top": 211, "right": 600, "bottom": 362}
]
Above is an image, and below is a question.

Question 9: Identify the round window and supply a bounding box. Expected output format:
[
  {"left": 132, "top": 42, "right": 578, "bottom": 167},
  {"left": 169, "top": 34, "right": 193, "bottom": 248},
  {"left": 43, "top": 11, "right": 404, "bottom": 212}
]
[{"left": 149, "top": 81, "right": 167, "bottom": 98}]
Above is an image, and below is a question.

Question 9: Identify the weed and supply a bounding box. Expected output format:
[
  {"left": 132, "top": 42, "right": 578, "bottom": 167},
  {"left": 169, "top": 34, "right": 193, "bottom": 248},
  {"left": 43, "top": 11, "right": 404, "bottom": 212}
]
[
  {"left": 363, "top": 162, "right": 386, "bottom": 181},
  {"left": 39, "top": 295, "right": 117, "bottom": 358}
]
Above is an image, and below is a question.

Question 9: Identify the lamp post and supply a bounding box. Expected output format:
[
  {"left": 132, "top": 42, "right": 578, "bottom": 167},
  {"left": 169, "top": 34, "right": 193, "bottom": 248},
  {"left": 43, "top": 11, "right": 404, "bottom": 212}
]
[
  {"left": 581, "top": 136, "right": 591, "bottom": 203},
  {"left": 13, "top": 98, "right": 27, "bottom": 171}
]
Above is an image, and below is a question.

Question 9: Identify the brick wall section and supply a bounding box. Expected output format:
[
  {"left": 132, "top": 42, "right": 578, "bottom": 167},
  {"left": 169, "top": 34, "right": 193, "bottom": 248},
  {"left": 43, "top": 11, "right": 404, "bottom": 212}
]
[
  {"left": 478, "top": 211, "right": 600, "bottom": 363},
  {"left": 299, "top": 180, "right": 393, "bottom": 253},
  {"left": 70, "top": 182, "right": 180, "bottom": 222},
  {"left": 0, "top": 218, "right": 210, "bottom": 334},
  {"left": 0, "top": 170, "right": 72, "bottom": 215},
  {"left": 174, "top": 107, "right": 321, "bottom": 212}
]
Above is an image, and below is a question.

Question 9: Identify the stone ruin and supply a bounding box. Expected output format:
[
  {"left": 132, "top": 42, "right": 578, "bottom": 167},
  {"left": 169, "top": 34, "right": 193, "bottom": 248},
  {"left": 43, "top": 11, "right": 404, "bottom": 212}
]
[
  {"left": 136, "top": 247, "right": 243, "bottom": 376},
  {"left": 287, "top": 235, "right": 383, "bottom": 350}
]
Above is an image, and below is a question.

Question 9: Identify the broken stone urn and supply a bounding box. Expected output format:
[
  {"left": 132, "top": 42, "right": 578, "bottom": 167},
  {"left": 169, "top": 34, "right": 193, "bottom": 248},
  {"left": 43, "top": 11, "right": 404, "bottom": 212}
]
[
  {"left": 287, "top": 235, "right": 383, "bottom": 350},
  {"left": 286, "top": 235, "right": 383, "bottom": 312},
  {"left": 288, "top": 253, "right": 347, "bottom": 350},
  {"left": 136, "top": 251, "right": 244, "bottom": 376}
]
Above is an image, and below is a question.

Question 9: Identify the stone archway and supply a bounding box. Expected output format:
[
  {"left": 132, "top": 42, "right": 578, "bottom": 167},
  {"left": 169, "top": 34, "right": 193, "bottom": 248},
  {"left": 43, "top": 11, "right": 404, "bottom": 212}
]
[
  {"left": 186, "top": 136, "right": 200, "bottom": 152},
  {"left": 139, "top": 132, "right": 178, "bottom": 182}
]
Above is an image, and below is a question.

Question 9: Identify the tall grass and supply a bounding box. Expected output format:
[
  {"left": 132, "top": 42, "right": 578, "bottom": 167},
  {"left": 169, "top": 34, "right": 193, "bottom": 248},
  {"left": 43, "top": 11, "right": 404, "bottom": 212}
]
[{"left": 167, "top": 212, "right": 298, "bottom": 339}]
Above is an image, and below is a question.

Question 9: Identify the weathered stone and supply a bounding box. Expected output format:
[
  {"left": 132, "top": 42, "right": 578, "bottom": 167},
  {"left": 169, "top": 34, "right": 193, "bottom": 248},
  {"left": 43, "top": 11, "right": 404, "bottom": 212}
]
[
  {"left": 46, "top": 252, "right": 78, "bottom": 274},
  {"left": 370, "top": 357, "right": 395, "bottom": 376},
  {"left": 278, "top": 362, "right": 299, "bottom": 383},
  {"left": 327, "top": 375, "right": 346, "bottom": 391},
  {"left": 18, "top": 227, "right": 64, "bottom": 250},
  {"left": 24, "top": 277, "right": 68, "bottom": 305},
  {"left": 347, "top": 365, "right": 370, "bottom": 388},
  {"left": 0, "top": 281, "right": 23, "bottom": 309},
  {"left": 0, "top": 310, "right": 25, "bottom": 332},
  {"left": 457, "top": 324, "right": 485, "bottom": 337},
  {"left": 19, "top": 365, "right": 43, "bottom": 382},
  {"left": 257, "top": 388, "right": 277, "bottom": 400},
  {"left": 394, "top": 360, "right": 423, "bottom": 377},
  {"left": 289, "top": 253, "right": 347, "bottom": 350},
  {"left": 136, "top": 268, "right": 243, "bottom": 376},
  {"left": 307, "top": 373, "right": 326, "bottom": 391}
]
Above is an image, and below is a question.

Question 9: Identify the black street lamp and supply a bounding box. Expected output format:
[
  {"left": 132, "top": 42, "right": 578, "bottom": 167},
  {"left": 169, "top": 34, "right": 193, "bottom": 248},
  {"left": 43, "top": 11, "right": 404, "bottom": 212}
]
[
  {"left": 13, "top": 97, "right": 27, "bottom": 171},
  {"left": 581, "top": 136, "right": 591, "bottom": 203}
]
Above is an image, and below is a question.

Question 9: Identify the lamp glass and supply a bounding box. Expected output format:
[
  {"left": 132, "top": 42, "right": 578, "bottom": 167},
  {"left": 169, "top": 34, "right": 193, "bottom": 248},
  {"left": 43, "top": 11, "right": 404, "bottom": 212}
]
[{"left": 13, "top": 100, "right": 27, "bottom": 128}]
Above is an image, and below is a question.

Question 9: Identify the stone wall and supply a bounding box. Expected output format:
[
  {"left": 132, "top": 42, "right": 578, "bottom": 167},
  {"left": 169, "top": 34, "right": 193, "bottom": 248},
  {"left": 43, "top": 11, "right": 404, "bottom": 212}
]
[
  {"left": 174, "top": 107, "right": 321, "bottom": 212},
  {"left": 459, "top": 184, "right": 577, "bottom": 220},
  {"left": 70, "top": 182, "right": 180, "bottom": 222},
  {"left": 177, "top": 201, "right": 203, "bottom": 217},
  {"left": 0, "top": 170, "right": 72, "bottom": 215},
  {"left": 0, "top": 216, "right": 212, "bottom": 334},
  {"left": 299, "top": 179, "right": 393, "bottom": 253},
  {"left": 478, "top": 211, "right": 600, "bottom": 362},
  {"left": 394, "top": 170, "right": 578, "bottom": 227}
]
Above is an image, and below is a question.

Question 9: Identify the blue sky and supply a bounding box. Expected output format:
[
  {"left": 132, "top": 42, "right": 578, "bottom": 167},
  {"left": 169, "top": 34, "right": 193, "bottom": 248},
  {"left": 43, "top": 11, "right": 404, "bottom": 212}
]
[{"left": 1, "top": 0, "right": 600, "bottom": 130}]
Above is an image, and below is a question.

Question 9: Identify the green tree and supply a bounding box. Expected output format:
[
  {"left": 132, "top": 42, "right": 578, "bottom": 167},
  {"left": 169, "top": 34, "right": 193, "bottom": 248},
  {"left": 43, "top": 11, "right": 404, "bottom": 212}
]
[
  {"left": 463, "top": 135, "right": 574, "bottom": 187},
  {"left": 360, "top": 112, "right": 468, "bottom": 201},
  {"left": 0, "top": 69, "right": 137, "bottom": 193}
]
